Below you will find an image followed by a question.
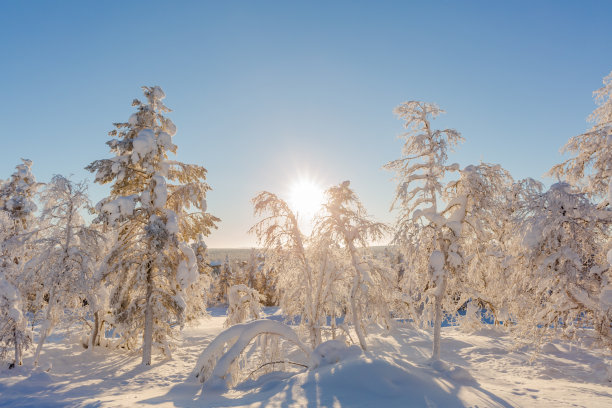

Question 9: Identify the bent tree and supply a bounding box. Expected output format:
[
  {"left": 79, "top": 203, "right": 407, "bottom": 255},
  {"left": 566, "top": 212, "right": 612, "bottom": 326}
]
[{"left": 314, "top": 181, "right": 389, "bottom": 351}]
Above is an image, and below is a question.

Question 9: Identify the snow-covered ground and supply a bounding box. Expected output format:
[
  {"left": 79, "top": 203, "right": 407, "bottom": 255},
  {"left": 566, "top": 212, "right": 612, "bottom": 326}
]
[{"left": 1, "top": 309, "right": 611, "bottom": 407}]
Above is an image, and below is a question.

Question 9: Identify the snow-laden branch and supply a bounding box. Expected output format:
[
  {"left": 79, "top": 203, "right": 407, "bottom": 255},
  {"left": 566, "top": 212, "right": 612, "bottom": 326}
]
[{"left": 193, "top": 319, "right": 311, "bottom": 390}]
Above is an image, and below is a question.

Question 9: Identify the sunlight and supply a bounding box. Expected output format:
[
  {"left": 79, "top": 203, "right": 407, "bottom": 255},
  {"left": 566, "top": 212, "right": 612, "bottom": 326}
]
[{"left": 288, "top": 177, "right": 325, "bottom": 221}]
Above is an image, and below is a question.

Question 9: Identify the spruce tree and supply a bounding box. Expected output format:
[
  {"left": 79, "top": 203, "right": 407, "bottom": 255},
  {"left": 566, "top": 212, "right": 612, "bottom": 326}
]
[{"left": 86, "top": 86, "right": 219, "bottom": 365}]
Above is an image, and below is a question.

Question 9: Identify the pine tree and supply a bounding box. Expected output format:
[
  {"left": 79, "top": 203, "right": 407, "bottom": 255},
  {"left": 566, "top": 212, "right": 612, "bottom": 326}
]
[
  {"left": 86, "top": 86, "right": 219, "bottom": 365},
  {"left": 0, "top": 159, "right": 40, "bottom": 367}
]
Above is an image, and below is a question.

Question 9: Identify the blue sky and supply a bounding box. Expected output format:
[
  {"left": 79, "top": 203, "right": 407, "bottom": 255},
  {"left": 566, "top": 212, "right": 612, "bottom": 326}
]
[{"left": 1, "top": 1, "right": 611, "bottom": 247}]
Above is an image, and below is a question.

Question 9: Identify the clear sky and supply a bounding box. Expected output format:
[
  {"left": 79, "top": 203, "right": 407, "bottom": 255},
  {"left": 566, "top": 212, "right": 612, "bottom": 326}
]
[{"left": 1, "top": 1, "right": 611, "bottom": 247}]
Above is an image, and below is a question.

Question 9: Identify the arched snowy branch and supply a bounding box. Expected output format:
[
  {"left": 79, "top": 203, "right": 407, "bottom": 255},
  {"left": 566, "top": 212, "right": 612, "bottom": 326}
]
[{"left": 193, "top": 320, "right": 311, "bottom": 390}]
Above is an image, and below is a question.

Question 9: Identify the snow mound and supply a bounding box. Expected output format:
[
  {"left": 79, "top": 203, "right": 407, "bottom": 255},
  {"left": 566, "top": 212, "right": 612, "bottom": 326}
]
[
  {"left": 309, "top": 339, "right": 362, "bottom": 369},
  {"left": 296, "top": 355, "right": 469, "bottom": 407}
]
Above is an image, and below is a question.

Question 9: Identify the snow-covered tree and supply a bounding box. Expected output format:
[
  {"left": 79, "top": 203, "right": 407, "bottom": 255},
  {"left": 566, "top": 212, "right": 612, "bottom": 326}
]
[
  {"left": 26, "top": 175, "right": 105, "bottom": 365},
  {"left": 250, "top": 191, "right": 323, "bottom": 347},
  {"left": 313, "top": 181, "right": 389, "bottom": 351},
  {"left": 224, "top": 284, "right": 263, "bottom": 327},
  {"left": 384, "top": 101, "right": 463, "bottom": 361},
  {"left": 547, "top": 70, "right": 612, "bottom": 335},
  {"left": 183, "top": 234, "right": 212, "bottom": 323},
  {"left": 86, "top": 86, "right": 219, "bottom": 365},
  {"left": 549, "top": 70, "right": 612, "bottom": 203},
  {"left": 513, "top": 183, "right": 611, "bottom": 349},
  {"left": 250, "top": 192, "right": 343, "bottom": 348},
  {"left": 0, "top": 160, "right": 40, "bottom": 289},
  {"left": 0, "top": 159, "right": 39, "bottom": 234},
  {"left": 0, "top": 159, "right": 40, "bottom": 366},
  {"left": 211, "top": 255, "right": 233, "bottom": 304},
  {"left": 442, "top": 164, "right": 516, "bottom": 326}
]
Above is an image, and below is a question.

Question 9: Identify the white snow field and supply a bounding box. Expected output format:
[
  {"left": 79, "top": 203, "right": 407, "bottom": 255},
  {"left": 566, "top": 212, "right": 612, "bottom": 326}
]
[{"left": 0, "top": 308, "right": 611, "bottom": 408}]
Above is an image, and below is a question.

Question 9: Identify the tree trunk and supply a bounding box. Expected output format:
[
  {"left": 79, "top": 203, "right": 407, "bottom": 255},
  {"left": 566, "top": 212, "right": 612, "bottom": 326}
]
[
  {"left": 347, "top": 242, "right": 367, "bottom": 351},
  {"left": 34, "top": 286, "right": 56, "bottom": 366},
  {"left": 350, "top": 273, "right": 367, "bottom": 351},
  {"left": 90, "top": 311, "right": 101, "bottom": 349},
  {"left": 431, "top": 275, "right": 447, "bottom": 361},
  {"left": 13, "top": 327, "right": 22, "bottom": 367},
  {"left": 142, "top": 266, "right": 154, "bottom": 366}
]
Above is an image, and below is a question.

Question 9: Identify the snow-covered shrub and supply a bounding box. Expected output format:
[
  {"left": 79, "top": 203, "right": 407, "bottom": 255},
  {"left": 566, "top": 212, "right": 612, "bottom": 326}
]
[{"left": 224, "top": 284, "right": 264, "bottom": 327}]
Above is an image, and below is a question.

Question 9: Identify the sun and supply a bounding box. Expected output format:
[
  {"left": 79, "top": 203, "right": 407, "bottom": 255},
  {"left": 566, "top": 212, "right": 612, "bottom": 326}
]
[{"left": 288, "top": 178, "right": 325, "bottom": 220}]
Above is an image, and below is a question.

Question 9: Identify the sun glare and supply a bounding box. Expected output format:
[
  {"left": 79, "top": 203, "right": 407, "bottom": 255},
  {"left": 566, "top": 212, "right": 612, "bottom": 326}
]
[{"left": 288, "top": 178, "right": 325, "bottom": 220}]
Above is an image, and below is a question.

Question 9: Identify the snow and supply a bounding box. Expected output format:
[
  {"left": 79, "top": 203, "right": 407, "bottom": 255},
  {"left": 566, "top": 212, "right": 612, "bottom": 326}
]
[
  {"left": 601, "top": 285, "right": 612, "bottom": 310},
  {"left": 98, "top": 195, "right": 137, "bottom": 225},
  {"left": 2, "top": 308, "right": 611, "bottom": 407},
  {"left": 162, "top": 117, "right": 177, "bottom": 136},
  {"left": 151, "top": 175, "right": 167, "bottom": 209},
  {"left": 428, "top": 250, "right": 446, "bottom": 295},
  {"left": 157, "top": 132, "right": 173, "bottom": 151},
  {"left": 151, "top": 86, "right": 166, "bottom": 100},
  {"left": 165, "top": 209, "right": 179, "bottom": 235},
  {"left": 128, "top": 113, "right": 139, "bottom": 126},
  {"left": 0, "top": 276, "right": 24, "bottom": 323},
  {"left": 195, "top": 319, "right": 310, "bottom": 390},
  {"left": 177, "top": 243, "right": 198, "bottom": 289},
  {"left": 132, "top": 129, "right": 156, "bottom": 162},
  {"left": 309, "top": 339, "right": 362, "bottom": 368},
  {"left": 429, "top": 250, "right": 444, "bottom": 272}
]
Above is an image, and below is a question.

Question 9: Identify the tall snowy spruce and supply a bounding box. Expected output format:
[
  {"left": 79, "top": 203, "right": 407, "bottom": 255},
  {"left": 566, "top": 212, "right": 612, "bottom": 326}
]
[
  {"left": 86, "top": 86, "right": 219, "bottom": 365},
  {"left": 0, "top": 159, "right": 40, "bottom": 367}
]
